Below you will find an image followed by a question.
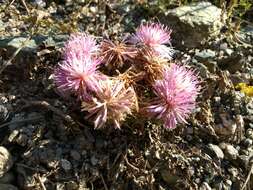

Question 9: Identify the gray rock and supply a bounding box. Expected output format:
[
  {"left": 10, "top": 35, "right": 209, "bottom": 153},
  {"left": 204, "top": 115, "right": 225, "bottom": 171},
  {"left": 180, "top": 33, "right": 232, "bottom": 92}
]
[
  {"left": 90, "top": 155, "right": 98, "bottom": 166},
  {"left": 0, "top": 184, "right": 18, "bottom": 190},
  {"left": 207, "top": 144, "right": 224, "bottom": 159},
  {"left": 246, "top": 129, "right": 253, "bottom": 140},
  {"left": 239, "top": 25, "right": 253, "bottom": 44},
  {"left": 0, "top": 35, "right": 68, "bottom": 51},
  {"left": 223, "top": 144, "right": 239, "bottom": 160},
  {"left": 70, "top": 150, "right": 81, "bottom": 161},
  {"left": 242, "top": 138, "right": 253, "bottom": 147},
  {"left": 0, "top": 35, "right": 68, "bottom": 69},
  {"left": 61, "top": 159, "right": 72, "bottom": 171},
  {"left": 195, "top": 49, "right": 216, "bottom": 61},
  {"left": 31, "top": 0, "right": 46, "bottom": 8},
  {"left": 163, "top": 2, "right": 223, "bottom": 48},
  {"left": 0, "top": 147, "right": 13, "bottom": 177}
]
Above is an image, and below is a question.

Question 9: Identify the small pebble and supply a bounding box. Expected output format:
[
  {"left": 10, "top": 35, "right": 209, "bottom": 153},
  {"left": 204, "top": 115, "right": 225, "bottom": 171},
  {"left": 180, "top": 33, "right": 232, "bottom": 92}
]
[
  {"left": 90, "top": 155, "right": 98, "bottom": 166},
  {"left": 246, "top": 129, "right": 253, "bottom": 140},
  {"left": 243, "top": 138, "right": 253, "bottom": 147},
  {"left": 61, "top": 159, "right": 72, "bottom": 171},
  {"left": 225, "top": 144, "right": 239, "bottom": 160},
  {"left": 70, "top": 150, "right": 81, "bottom": 161}
]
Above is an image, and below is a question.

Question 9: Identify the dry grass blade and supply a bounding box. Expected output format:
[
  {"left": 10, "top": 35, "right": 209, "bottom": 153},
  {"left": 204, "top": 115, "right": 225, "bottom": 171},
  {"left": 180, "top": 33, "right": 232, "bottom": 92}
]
[
  {"left": 241, "top": 164, "right": 253, "bottom": 190},
  {"left": 22, "top": 100, "right": 75, "bottom": 125}
]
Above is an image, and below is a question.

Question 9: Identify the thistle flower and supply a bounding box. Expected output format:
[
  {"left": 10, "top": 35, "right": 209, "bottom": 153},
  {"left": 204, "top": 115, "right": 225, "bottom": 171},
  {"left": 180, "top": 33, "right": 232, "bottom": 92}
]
[
  {"left": 64, "top": 33, "right": 98, "bottom": 60},
  {"left": 130, "top": 23, "right": 173, "bottom": 59},
  {"left": 82, "top": 79, "right": 137, "bottom": 129},
  {"left": 54, "top": 56, "right": 104, "bottom": 100},
  {"left": 145, "top": 64, "right": 199, "bottom": 129},
  {"left": 100, "top": 39, "right": 137, "bottom": 69}
]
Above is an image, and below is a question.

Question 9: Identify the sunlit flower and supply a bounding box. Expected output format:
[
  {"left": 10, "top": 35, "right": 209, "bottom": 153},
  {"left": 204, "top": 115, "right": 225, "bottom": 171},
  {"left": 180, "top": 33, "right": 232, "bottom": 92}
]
[
  {"left": 54, "top": 56, "right": 104, "bottom": 100},
  {"left": 64, "top": 33, "right": 98, "bottom": 60},
  {"left": 130, "top": 23, "right": 173, "bottom": 59},
  {"left": 145, "top": 64, "right": 199, "bottom": 129},
  {"left": 100, "top": 39, "right": 137, "bottom": 69},
  {"left": 82, "top": 79, "right": 137, "bottom": 129}
]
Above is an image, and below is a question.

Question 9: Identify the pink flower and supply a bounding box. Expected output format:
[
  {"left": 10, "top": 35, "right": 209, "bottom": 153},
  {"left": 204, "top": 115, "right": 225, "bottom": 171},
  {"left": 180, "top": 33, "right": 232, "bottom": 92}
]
[
  {"left": 64, "top": 33, "right": 98, "bottom": 60},
  {"left": 82, "top": 79, "right": 137, "bottom": 129},
  {"left": 54, "top": 56, "right": 104, "bottom": 100},
  {"left": 145, "top": 64, "right": 199, "bottom": 129},
  {"left": 130, "top": 23, "right": 173, "bottom": 59}
]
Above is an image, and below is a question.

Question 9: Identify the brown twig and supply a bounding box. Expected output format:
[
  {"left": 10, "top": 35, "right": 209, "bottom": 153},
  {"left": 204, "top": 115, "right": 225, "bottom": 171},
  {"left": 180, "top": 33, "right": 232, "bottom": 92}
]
[
  {"left": 0, "top": 116, "right": 44, "bottom": 129},
  {"left": 16, "top": 163, "right": 47, "bottom": 173},
  {"left": 123, "top": 155, "right": 140, "bottom": 172},
  {"left": 22, "top": 100, "right": 75, "bottom": 125},
  {"left": 100, "top": 174, "right": 109, "bottom": 190}
]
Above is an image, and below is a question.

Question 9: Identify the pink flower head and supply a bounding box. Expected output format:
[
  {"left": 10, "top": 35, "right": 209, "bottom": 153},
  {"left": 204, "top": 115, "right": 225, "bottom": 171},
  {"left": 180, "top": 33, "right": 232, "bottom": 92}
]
[
  {"left": 146, "top": 64, "right": 199, "bottom": 129},
  {"left": 64, "top": 33, "right": 98, "bottom": 60},
  {"left": 54, "top": 56, "right": 104, "bottom": 100},
  {"left": 130, "top": 23, "right": 173, "bottom": 59},
  {"left": 82, "top": 79, "right": 137, "bottom": 129}
]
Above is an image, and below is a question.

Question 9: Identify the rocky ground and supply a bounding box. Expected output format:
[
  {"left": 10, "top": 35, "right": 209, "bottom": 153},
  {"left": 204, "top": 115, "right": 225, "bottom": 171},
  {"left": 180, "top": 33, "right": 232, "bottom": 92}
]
[{"left": 0, "top": 1, "right": 253, "bottom": 190}]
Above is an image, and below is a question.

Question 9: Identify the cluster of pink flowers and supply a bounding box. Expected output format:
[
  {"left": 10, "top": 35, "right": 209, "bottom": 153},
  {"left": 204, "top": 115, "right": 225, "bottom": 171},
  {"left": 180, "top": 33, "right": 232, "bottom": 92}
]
[{"left": 53, "top": 22, "right": 200, "bottom": 129}]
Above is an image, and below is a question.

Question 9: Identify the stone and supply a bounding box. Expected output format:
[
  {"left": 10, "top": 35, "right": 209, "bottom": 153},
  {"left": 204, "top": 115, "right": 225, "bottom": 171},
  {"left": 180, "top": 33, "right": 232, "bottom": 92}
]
[
  {"left": 222, "top": 144, "right": 239, "bottom": 160},
  {"left": 246, "top": 129, "right": 253, "bottom": 140},
  {"left": 31, "top": 0, "right": 46, "bottom": 8},
  {"left": 61, "top": 159, "right": 72, "bottom": 171},
  {"left": 0, "top": 147, "right": 13, "bottom": 177},
  {"left": 0, "top": 184, "right": 18, "bottom": 190},
  {"left": 90, "top": 155, "right": 98, "bottom": 166},
  {"left": 207, "top": 144, "right": 224, "bottom": 159},
  {"left": 163, "top": 2, "right": 224, "bottom": 48},
  {"left": 242, "top": 138, "right": 253, "bottom": 147},
  {"left": 70, "top": 150, "right": 81, "bottom": 161},
  {"left": 195, "top": 49, "right": 216, "bottom": 61},
  {"left": 0, "top": 35, "right": 68, "bottom": 80},
  {"left": 0, "top": 35, "right": 68, "bottom": 60}
]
